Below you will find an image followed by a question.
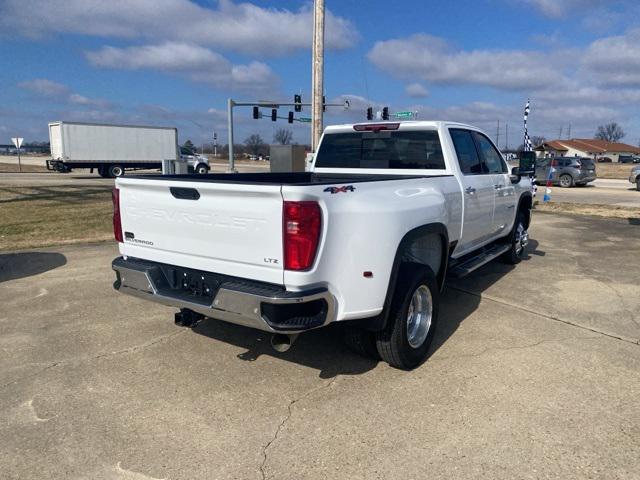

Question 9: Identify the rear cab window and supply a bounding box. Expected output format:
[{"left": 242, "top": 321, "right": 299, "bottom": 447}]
[{"left": 314, "top": 129, "right": 446, "bottom": 171}]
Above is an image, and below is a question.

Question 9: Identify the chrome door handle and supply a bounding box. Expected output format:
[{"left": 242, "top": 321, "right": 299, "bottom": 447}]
[
  {"left": 465, "top": 187, "right": 476, "bottom": 195},
  {"left": 494, "top": 184, "right": 503, "bottom": 190}
]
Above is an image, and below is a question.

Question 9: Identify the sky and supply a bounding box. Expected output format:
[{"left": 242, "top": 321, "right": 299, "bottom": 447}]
[{"left": 2, "top": 0, "right": 640, "bottom": 149}]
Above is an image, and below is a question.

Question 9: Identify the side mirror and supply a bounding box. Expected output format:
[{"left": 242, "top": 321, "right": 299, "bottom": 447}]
[
  {"left": 518, "top": 151, "right": 536, "bottom": 175},
  {"left": 509, "top": 168, "right": 521, "bottom": 184}
]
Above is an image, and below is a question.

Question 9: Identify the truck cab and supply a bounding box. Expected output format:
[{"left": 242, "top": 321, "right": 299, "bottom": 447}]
[{"left": 179, "top": 147, "right": 210, "bottom": 174}]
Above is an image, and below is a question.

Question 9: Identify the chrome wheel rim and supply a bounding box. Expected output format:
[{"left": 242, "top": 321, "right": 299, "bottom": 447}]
[
  {"left": 112, "top": 166, "right": 123, "bottom": 177},
  {"left": 560, "top": 175, "right": 571, "bottom": 187},
  {"left": 515, "top": 222, "right": 529, "bottom": 255},
  {"left": 406, "top": 285, "right": 433, "bottom": 348}
]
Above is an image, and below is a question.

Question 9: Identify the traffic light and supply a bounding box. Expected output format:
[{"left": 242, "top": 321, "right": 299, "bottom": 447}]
[
  {"left": 382, "top": 107, "right": 389, "bottom": 120},
  {"left": 294, "top": 94, "right": 302, "bottom": 112},
  {"left": 322, "top": 95, "right": 326, "bottom": 112},
  {"left": 252, "top": 106, "right": 259, "bottom": 119},
  {"left": 271, "top": 109, "right": 277, "bottom": 121},
  {"left": 366, "top": 107, "right": 373, "bottom": 120},
  {"left": 288, "top": 111, "right": 294, "bottom": 124}
]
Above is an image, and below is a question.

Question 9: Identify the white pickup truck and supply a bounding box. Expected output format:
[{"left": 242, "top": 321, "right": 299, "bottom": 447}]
[{"left": 112, "top": 121, "right": 533, "bottom": 370}]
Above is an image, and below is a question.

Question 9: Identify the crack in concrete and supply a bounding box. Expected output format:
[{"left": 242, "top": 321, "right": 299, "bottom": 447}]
[
  {"left": 433, "top": 335, "right": 598, "bottom": 362},
  {"left": 259, "top": 376, "right": 338, "bottom": 480},
  {"left": 449, "top": 286, "right": 640, "bottom": 345},
  {"left": 0, "top": 329, "right": 187, "bottom": 390}
]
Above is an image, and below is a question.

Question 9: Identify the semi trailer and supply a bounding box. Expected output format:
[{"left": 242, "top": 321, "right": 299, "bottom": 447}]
[{"left": 46, "top": 121, "right": 209, "bottom": 177}]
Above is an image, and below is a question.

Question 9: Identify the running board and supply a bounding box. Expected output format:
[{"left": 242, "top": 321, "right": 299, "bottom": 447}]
[{"left": 449, "top": 244, "right": 510, "bottom": 278}]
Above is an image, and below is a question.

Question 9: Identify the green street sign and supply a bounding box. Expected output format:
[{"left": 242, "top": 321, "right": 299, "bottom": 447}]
[
  {"left": 395, "top": 111, "right": 413, "bottom": 118},
  {"left": 299, "top": 117, "right": 312, "bottom": 123}
]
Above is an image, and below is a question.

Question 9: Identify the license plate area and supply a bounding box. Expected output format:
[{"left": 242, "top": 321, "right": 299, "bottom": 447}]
[{"left": 153, "top": 264, "right": 220, "bottom": 305}]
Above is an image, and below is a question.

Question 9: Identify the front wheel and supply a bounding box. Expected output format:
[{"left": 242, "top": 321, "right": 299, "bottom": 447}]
[
  {"left": 502, "top": 212, "right": 529, "bottom": 265},
  {"left": 636, "top": 179, "right": 640, "bottom": 191},
  {"left": 195, "top": 163, "right": 209, "bottom": 174},
  {"left": 376, "top": 263, "right": 439, "bottom": 370}
]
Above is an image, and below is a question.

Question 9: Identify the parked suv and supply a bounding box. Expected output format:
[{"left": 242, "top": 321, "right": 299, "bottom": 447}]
[
  {"left": 629, "top": 165, "right": 640, "bottom": 191},
  {"left": 535, "top": 156, "right": 596, "bottom": 187},
  {"left": 619, "top": 155, "right": 640, "bottom": 164}
]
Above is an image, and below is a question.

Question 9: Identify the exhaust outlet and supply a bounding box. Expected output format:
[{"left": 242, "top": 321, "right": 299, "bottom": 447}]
[{"left": 270, "top": 333, "right": 299, "bottom": 352}]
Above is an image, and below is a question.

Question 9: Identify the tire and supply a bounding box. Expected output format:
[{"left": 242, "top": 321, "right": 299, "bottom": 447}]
[
  {"left": 636, "top": 179, "right": 640, "bottom": 192},
  {"left": 97, "top": 166, "right": 109, "bottom": 178},
  {"left": 502, "top": 212, "right": 528, "bottom": 265},
  {"left": 107, "top": 164, "right": 124, "bottom": 178},
  {"left": 342, "top": 326, "right": 380, "bottom": 360},
  {"left": 195, "top": 163, "right": 209, "bottom": 174},
  {"left": 559, "top": 174, "right": 573, "bottom": 188},
  {"left": 375, "top": 263, "right": 439, "bottom": 370}
]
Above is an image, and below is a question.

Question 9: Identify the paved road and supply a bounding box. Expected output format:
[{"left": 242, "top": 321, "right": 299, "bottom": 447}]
[
  {"left": 542, "top": 182, "right": 640, "bottom": 208},
  {"left": 1, "top": 213, "right": 638, "bottom": 479},
  {"left": 0, "top": 164, "right": 269, "bottom": 187},
  {"left": 593, "top": 178, "right": 634, "bottom": 190},
  {"left": 2, "top": 168, "right": 639, "bottom": 208}
]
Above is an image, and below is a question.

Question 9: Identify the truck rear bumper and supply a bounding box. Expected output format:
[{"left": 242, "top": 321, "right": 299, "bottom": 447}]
[{"left": 112, "top": 256, "right": 336, "bottom": 334}]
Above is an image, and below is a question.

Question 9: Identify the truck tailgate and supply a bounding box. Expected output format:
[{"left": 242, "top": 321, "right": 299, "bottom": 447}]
[{"left": 116, "top": 177, "right": 284, "bottom": 285}]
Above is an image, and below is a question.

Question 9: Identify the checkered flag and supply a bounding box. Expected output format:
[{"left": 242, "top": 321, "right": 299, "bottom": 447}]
[
  {"left": 523, "top": 99, "right": 537, "bottom": 196},
  {"left": 523, "top": 99, "right": 532, "bottom": 152}
]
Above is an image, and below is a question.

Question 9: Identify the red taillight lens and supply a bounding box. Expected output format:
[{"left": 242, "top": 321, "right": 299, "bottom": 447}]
[
  {"left": 112, "top": 188, "right": 123, "bottom": 243},
  {"left": 283, "top": 201, "right": 321, "bottom": 271}
]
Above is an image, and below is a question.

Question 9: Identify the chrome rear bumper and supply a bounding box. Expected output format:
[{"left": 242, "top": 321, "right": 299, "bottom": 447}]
[{"left": 112, "top": 256, "right": 336, "bottom": 334}]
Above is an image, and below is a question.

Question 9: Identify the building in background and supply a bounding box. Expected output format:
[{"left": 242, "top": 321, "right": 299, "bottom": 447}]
[{"left": 534, "top": 139, "right": 640, "bottom": 162}]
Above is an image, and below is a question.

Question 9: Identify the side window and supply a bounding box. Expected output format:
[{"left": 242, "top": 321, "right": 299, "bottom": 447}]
[
  {"left": 472, "top": 132, "right": 507, "bottom": 174},
  {"left": 450, "top": 129, "right": 483, "bottom": 175}
]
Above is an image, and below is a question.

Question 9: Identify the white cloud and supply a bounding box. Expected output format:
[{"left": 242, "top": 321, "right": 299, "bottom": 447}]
[
  {"left": 0, "top": 0, "right": 357, "bottom": 56},
  {"left": 515, "top": 0, "right": 613, "bottom": 18},
  {"left": 18, "top": 78, "right": 112, "bottom": 107},
  {"left": 86, "top": 42, "right": 279, "bottom": 93},
  {"left": 582, "top": 29, "right": 640, "bottom": 86},
  {"left": 405, "top": 83, "right": 429, "bottom": 98},
  {"left": 367, "top": 34, "right": 562, "bottom": 90},
  {"left": 18, "top": 79, "right": 69, "bottom": 97}
]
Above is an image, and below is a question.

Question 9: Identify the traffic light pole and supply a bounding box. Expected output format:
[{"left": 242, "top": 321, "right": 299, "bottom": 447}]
[
  {"left": 227, "top": 98, "right": 236, "bottom": 172},
  {"left": 226, "top": 98, "right": 348, "bottom": 173}
]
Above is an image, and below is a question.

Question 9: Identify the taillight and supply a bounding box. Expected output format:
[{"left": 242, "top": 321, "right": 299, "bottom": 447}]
[
  {"left": 283, "top": 201, "right": 321, "bottom": 271},
  {"left": 112, "top": 188, "right": 123, "bottom": 243},
  {"left": 353, "top": 123, "right": 400, "bottom": 132}
]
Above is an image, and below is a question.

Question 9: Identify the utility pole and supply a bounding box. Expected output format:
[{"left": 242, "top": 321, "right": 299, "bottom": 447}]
[
  {"left": 496, "top": 120, "right": 500, "bottom": 147},
  {"left": 567, "top": 124, "right": 571, "bottom": 139},
  {"left": 311, "top": 0, "right": 325, "bottom": 152},
  {"left": 558, "top": 126, "right": 563, "bottom": 139},
  {"left": 505, "top": 123, "right": 509, "bottom": 150}
]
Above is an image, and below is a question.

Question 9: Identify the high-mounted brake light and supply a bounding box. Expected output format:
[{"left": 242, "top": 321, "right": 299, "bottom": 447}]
[
  {"left": 353, "top": 123, "right": 400, "bottom": 132},
  {"left": 283, "top": 201, "right": 321, "bottom": 271},
  {"left": 112, "top": 188, "right": 123, "bottom": 243}
]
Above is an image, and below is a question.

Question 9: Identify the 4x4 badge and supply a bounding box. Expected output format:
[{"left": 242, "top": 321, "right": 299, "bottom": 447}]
[{"left": 324, "top": 185, "right": 355, "bottom": 194}]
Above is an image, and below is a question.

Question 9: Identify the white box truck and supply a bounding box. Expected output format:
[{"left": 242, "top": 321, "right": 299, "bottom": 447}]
[{"left": 47, "top": 121, "right": 209, "bottom": 177}]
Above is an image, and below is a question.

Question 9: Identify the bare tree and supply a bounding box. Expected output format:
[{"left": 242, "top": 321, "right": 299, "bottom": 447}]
[
  {"left": 273, "top": 128, "right": 293, "bottom": 145},
  {"left": 244, "top": 134, "right": 265, "bottom": 156},
  {"left": 595, "top": 123, "right": 625, "bottom": 142},
  {"left": 531, "top": 136, "right": 546, "bottom": 148}
]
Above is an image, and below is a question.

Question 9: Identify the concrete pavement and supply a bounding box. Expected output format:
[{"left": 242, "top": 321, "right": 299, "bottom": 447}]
[
  {"left": 0, "top": 212, "right": 638, "bottom": 479},
  {"left": 542, "top": 183, "right": 640, "bottom": 208},
  {"left": 0, "top": 164, "right": 270, "bottom": 187}
]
